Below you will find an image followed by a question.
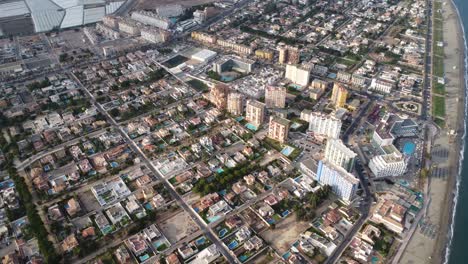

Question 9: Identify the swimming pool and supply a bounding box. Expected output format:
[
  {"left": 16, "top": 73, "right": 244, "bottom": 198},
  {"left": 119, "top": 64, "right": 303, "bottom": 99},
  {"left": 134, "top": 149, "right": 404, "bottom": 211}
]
[
  {"left": 403, "top": 142, "right": 416, "bottom": 155},
  {"left": 207, "top": 215, "right": 222, "bottom": 223},
  {"left": 218, "top": 228, "right": 228, "bottom": 238},
  {"left": 245, "top": 123, "right": 257, "bottom": 131},
  {"left": 238, "top": 255, "right": 248, "bottom": 262},
  {"left": 228, "top": 240, "right": 239, "bottom": 250},
  {"left": 281, "top": 146, "right": 295, "bottom": 156},
  {"left": 195, "top": 236, "right": 207, "bottom": 246}
]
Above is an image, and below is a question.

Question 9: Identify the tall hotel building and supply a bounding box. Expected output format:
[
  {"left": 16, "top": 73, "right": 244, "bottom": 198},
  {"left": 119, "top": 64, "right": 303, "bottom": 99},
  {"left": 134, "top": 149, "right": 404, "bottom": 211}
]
[
  {"left": 369, "top": 151, "right": 407, "bottom": 178},
  {"left": 324, "top": 139, "right": 357, "bottom": 172},
  {"left": 245, "top": 100, "right": 266, "bottom": 128},
  {"left": 316, "top": 159, "right": 360, "bottom": 203},
  {"left": 265, "top": 86, "right": 286, "bottom": 108},
  {"left": 268, "top": 116, "right": 290, "bottom": 143},
  {"left": 308, "top": 112, "right": 342, "bottom": 139},
  {"left": 227, "top": 92, "right": 244, "bottom": 116}
]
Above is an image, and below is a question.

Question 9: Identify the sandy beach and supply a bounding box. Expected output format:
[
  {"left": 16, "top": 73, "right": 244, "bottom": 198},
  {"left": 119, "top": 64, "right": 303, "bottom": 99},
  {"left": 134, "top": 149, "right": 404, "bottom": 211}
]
[{"left": 398, "top": 0, "right": 466, "bottom": 263}]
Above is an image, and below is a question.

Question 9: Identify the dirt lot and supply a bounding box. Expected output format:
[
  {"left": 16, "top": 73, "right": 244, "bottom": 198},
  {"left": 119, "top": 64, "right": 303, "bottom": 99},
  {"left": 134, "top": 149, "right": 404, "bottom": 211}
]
[
  {"left": 260, "top": 212, "right": 311, "bottom": 254},
  {"left": 160, "top": 210, "right": 199, "bottom": 243},
  {"left": 135, "top": 0, "right": 217, "bottom": 9}
]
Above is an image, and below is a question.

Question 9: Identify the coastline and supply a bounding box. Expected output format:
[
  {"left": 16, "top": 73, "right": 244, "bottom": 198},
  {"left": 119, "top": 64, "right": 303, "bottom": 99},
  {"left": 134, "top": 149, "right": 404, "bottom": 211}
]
[
  {"left": 427, "top": 0, "right": 466, "bottom": 262},
  {"left": 441, "top": 0, "right": 467, "bottom": 262},
  {"left": 398, "top": 0, "right": 466, "bottom": 263}
]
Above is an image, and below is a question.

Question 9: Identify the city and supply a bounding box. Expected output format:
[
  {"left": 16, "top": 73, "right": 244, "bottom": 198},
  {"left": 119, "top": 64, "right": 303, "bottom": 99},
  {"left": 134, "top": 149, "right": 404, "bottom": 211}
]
[{"left": 0, "top": 0, "right": 462, "bottom": 263}]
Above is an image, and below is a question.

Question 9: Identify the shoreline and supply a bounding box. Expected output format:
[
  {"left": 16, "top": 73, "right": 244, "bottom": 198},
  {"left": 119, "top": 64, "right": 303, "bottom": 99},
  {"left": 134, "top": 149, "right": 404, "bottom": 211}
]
[
  {"left": 431, "top": 0, "right": 467, "bottom": 263},
  {"left": 398, "top": 0, "right": 466, "bottom": 263},
  {"left": 440, "top": 0, "right": 467, "bottom": 263}
]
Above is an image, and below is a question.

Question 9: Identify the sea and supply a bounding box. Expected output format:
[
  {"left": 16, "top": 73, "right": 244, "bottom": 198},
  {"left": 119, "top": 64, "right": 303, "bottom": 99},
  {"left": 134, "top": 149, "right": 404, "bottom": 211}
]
[{"left": 446, "top": 0, "right": 468, "bottom": 263}]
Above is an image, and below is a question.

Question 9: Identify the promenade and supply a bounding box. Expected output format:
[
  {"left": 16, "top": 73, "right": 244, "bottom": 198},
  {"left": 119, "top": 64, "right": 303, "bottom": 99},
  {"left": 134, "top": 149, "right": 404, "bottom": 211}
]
[{"left": 399, "top": 0, "right": 466, "bottom": 263}]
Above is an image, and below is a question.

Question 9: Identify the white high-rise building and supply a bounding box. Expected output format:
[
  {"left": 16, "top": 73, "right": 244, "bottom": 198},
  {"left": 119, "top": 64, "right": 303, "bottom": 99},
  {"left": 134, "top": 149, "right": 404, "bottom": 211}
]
[
  {"left": 308, "top": 112, "right": 342, "bottom": 139},
  {"left": 131, "top": 11, "right": 173, "bottom": 30},
  {"left": 265, "top": 86, "right": 286, "bottom": 108},
  {"left": 369, "top": 151, "right": 407, "bottom": 178},
  {"left": 285, "top": 64, "right": 311, "bottom": 86},
  {"left": 324, "top": 139, "right": 357, "bottom": 172},
  {"left": 316, "top": 159, "right": 360, "bottom": 203},
  {"left": 227, "top": 93, "right": 244, "bottom": 116}
]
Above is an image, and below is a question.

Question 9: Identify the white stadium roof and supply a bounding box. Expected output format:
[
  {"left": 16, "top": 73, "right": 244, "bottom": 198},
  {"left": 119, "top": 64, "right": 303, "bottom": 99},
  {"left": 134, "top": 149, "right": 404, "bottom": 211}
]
[
  {"left": 25, "top": 0, "right": 65, "bottom": 32},
  {"left": 105, "top": 1, "right": 124, "bottom": 14},
  {"left": 83, "top": 6, "right": 105, "bottom": 24},
  {"left": 0, "top": 1, "right": 30, "bottom": 18},
  {"left": 60, "top": 5, "right": 84, "bottom": 28},
  {"left": 51, "top": 0, "right": 81, "bottom": 9}
]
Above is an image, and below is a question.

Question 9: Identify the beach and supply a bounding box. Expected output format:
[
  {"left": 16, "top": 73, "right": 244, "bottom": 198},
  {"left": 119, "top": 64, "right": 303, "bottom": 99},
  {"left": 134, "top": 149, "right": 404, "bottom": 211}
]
[{"left": 398, "top": 0, "right": 467, "bottom": 263}]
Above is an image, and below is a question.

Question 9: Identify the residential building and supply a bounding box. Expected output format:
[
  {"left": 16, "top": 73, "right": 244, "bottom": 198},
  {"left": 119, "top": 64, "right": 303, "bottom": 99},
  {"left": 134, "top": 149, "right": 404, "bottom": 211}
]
[
  {"left": 209, "top": 84, "right": 229, "bottom": 109},
  {"left": 330, "top": 83, "right": 348, "bottom": 108},
  {"left": 265, "top": 86, "right": 286, "bottom": 108},
  {"left": 337, "top": 71, "right": 351, "bottom": 83},
  {"left": 369, "top": 151, "right": 407, "bottom": 177},
  {"left": 316, "top": 159, "right": 360, "bottom": 203},
  {"left": 117, "top": 19, "right": 141, "bottom": 36},
  {"left": 131, "top": 11, "right": 173, "bottom": 29},
  {"left": 268, "top": 116, "right": 290, "bottom": 143},
  {"left": 216, "top": 39, "right": 253, "bottom": 55},
  {"left": 191, "top": 31, "right": 217, "bottom": 44},
  {"left": 102, "top": 15, "right": 118, "bottom": 29},
  {"left": 278, "top": 45, "right": 300, "bottom": 64},
  {"left": 370, "top": 78, "right": 395, "bottom": 94},
  {"left": 285, "top": 64, "right": 311, "bottom": 86},
  {"left": 245, "top": 100, "right": 265, "bottom": 128},
  {"left": 371, "top": 199, "right": 407, "bottom": 233},
  {"left": 227, "top": 92, "right": 244, "bottom": 116},
  {"left": 351, "top": 74, "right": 367, "bottom": 87},
  {"left": 140, "top": 28, "right": 171, "bottom": 43},
  {"left": 324, "top": 139, "right": 357, "bottom": 172},
  {"left": 308, "top": 112, "right": 342, "bottom": 139},
  {"left": 255, "top": 49, "right": 274, "bottom": 60}
]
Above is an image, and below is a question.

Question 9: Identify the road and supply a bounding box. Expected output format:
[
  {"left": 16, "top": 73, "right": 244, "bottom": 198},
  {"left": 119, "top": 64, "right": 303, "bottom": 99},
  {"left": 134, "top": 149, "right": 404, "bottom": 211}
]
[
  {"left": 325, "top": 161, "right": 372, "bottom": 264},
  {"left": 70, "top": 72, "right": 240, "bottom": 263}
]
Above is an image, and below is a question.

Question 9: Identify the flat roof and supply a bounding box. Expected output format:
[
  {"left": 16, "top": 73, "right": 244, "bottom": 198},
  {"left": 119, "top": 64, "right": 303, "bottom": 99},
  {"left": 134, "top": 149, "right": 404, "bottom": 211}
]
[
  {"left": 192, "top": 49, "right": 217, "bottom": 60},
  {"left": 60, "top": 5, "right": 84, "bottom": 28},
  {"left": 0, "top": 1, "right": 30, "bottom": 18}
]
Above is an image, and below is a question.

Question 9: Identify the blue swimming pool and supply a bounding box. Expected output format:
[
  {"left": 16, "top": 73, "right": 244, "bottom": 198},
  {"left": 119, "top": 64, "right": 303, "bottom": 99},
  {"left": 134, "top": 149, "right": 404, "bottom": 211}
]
[
  {"left": 228, "top": 240, "right": 239, "bottom": 250},
  {"left": 195, "top": 236, "right": 207, "bottom": 246},
  {"left": 403, "top": 142, "right": 416, "bottom": 155},
  {"left": 238, "top": 255, "right": 248, "bottom": 262},
  {"left": 245, "top": 123, "right": 257, "bottom": 131},
  {"left": 281, "top": 146, "right": 295, "bottom": 156},
  {"left": 218, "top": 228, "right": 228, "bottom": 238},
  {"left": 207, "top": 215, "right": 222, "bottom": 223}
]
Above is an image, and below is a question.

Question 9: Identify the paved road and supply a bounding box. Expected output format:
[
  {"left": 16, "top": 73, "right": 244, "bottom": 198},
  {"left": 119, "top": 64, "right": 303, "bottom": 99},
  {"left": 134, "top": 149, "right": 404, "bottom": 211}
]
[{"left": 70, "top": 72, "right": 240, "bottom": 263}]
